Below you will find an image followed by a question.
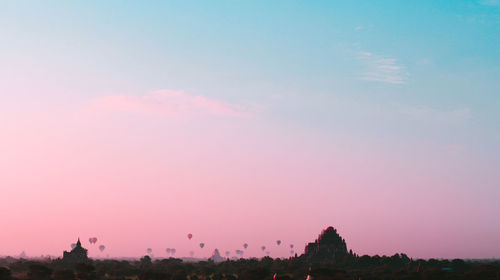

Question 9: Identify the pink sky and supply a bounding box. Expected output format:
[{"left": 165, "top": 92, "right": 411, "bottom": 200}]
[
  {"left": 0, "top": 92, "right": 498, "bottom": 259},
  {"left": 1, "top": 0, "right": 499, "bottom": 261},
  {"left": 89, "top": 90, "right": 256, "bottom": 118}
]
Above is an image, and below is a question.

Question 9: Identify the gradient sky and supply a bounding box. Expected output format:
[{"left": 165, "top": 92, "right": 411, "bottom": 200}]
[{"left": 1, "top": 0, "right": 499, "bottom": 259}]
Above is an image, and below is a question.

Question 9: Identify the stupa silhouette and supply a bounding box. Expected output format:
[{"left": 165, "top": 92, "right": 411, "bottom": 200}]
[
  {"left": 209, "top": 249, "right": 225, "bottom": 263},
  {"left": 303, "top": 226, "right": 350, "bottom": 261}
]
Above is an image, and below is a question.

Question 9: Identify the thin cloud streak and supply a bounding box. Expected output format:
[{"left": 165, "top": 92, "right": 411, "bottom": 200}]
[
  {"left": 89, "top": 90, "right": 256, "bottom": 118},
  {"left": 399, "top": 106, "right": 471, "bottom": 123},
  {"left": 358, "top": 51, "right": 409, "bottom": 84},
  {"left": 479, "top": 0, "right": 500, "bottom": 7}
]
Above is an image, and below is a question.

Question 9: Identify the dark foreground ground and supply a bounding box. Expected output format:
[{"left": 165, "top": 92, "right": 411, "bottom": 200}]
[{"left": 1, "top": 255, "right": 499, "bottom": 280}]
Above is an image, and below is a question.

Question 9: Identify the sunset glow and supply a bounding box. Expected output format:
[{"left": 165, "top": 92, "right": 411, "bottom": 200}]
[{"left": 1, "top": 1, "right": 499, "bottom": 261}]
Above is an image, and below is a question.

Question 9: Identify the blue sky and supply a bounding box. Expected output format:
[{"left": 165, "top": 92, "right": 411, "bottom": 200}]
[{"left": 2, "top": 1, "right": 498, "bottom": 117}]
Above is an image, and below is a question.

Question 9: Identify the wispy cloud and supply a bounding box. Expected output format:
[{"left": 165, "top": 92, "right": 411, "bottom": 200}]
[
  {"left": 417, "top": 58, "right": 432, "bottom": 65},
  {"left": 479, "top": 0, "right": 500, "bottom": 7},
  {"left": 399, "top": 106, "right": 471, "bottom": 123},
  {"left": 358, "top": 51, "right": 409, "bottom": 84},
  {"left": 89, "top": 90, "right": 256, "bottom": 118}
]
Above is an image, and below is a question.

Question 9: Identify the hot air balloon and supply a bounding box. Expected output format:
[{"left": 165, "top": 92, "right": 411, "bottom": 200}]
[
  {"left": 261, "top": 246, "right": 266, "bottom": 251},
  {"left": 93, "top": 237, "right": 98, "bottom": 244},
  {"left": 276, "top": 240, "right": 281, "bottom": 246},
  {"left": 166, "top": 248, "right": 171, "bottom": 254},
  {"left": 243, "top": 243, "right": 248, "bottom": 249},
  {"left": 199, "top": 243, "right": 205, "bottom": 248},
  {"left": 171, "top": 248, "right": 176, "bottom": 255},
  {"left": 290, "top": 250, "right": 294, "bottom": 255},
  {"left": 99, "top": 245, "right": 105, "bottom": 252},
  {"left": 187, "top": 233, "right": 193, "bottom": 240},
  {"left": 146, "top": 248, "right": 152, "bottom": 254},
  {"left": 71, "top": 243, "right": 77, "bottom": 249},
  {"left": 290, "top": 244, "right": 294, "bottom": 249},
  {"left": 88, "top": 238, "right": 92, "bottom": 244}
]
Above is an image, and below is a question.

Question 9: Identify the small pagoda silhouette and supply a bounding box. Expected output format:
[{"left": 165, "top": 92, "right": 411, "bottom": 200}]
[
  {"left": 209, "top": 249, "right": 225, "bottom": 263},
  {"left": 62, "top": 238, "right": 89, "bottom": 263}
]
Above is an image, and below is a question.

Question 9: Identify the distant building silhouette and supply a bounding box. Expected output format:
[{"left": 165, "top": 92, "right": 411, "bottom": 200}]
[
  {"left": 303, "top": 226, "right": 350, "bottom": 261},
  {"left": 209, "top": 249, "right": 224, "bottom": 263},
  {"left": 62, "top": 238, "right": 89, "bottom": 264}
]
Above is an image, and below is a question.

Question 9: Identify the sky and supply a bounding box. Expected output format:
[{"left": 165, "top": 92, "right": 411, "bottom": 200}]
[{"left": 0, "top": 0, "right": 499, "bottom": 259}]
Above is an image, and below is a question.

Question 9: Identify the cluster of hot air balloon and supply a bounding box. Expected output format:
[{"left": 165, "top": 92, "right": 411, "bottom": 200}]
[
  {"left": 133, "top": 232, "right": 297, "bottom": 259},
  {"left": 83, "top": 237, "right": 106, "bottom": 254},
  {"left": 253, "top": 241, "right": 296, "bottom": 257},
  {"left": 87, "top": 237, "right": 106, "bottom": 253},
  {"left": 186, "top": 233, "right": 207, "bottom": 257},
  {"left": 165, "top": 248, "right": 176, "bottom": 256},
  {"left": 69, "top": 236, "right": 106, "bottom": 255},
  {"left": 235, "top": 250, "right": 244, "bottom": 257}
]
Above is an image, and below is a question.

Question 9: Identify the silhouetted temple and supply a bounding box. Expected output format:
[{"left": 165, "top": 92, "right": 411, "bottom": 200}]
[
  {"left": 303, "top": 226, "right": 351, "bottom": 261},
  {"left": 62, "top": 238, "right": 89, "bottom": 264},
  {"left": 209, "top": 249, "right": 225, "bottom": 263}
]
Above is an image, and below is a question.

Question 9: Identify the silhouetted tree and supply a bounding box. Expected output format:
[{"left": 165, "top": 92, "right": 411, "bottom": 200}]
[
  {"left": 138, "top": 269, "right": 170, "bottom": 280},
  {"left": 75, "top": 263, "right": 96, "bottom": 280},
  {"left": 53, "top": 269, "right": 75, "bottom": 280},
  {"left": 239, "top": 267, "right": 270, "bottom": 280},
  {"left": 0, "top": 267, "right": 11, "bottom": 280},
  {"left": 451, "top": 258, "right": 467, "bottom": 270},
  {"left": 139, "top": 256, "right": 152, "bottom": 269},
  {"left": 28, "top": 264, "right": 52, "bottom": 280}
]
